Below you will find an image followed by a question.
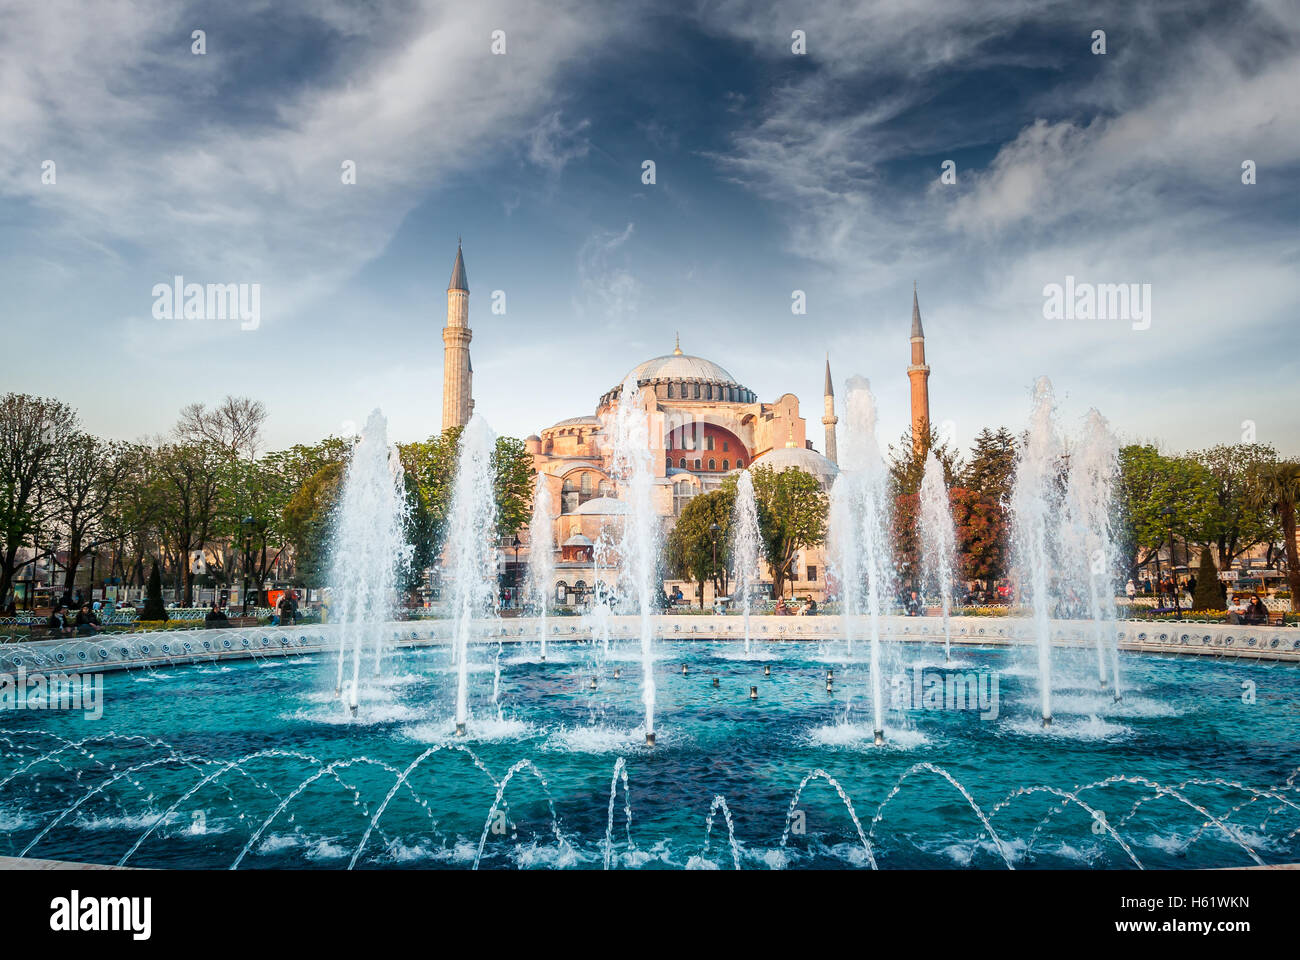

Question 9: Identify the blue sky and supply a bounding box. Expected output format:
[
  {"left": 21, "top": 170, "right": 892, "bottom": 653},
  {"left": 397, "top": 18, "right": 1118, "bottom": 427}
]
[{"left": 2, "top": 0, "right": 1297, "bottom": 457}]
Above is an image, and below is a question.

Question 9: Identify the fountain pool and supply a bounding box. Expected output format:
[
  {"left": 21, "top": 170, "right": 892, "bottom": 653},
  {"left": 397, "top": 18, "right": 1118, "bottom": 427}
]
[{"left": 1, "top": 634, "right": 1296, "bottom": 870}]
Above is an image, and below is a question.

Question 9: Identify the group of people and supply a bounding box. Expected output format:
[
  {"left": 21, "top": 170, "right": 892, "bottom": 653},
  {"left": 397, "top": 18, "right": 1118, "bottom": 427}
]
[
  {"left": 1227, "top": 594, "right": 1271, "bottom": 625},
  {"left": 44, "top": 602, "right": 105, "bottom": 636}
]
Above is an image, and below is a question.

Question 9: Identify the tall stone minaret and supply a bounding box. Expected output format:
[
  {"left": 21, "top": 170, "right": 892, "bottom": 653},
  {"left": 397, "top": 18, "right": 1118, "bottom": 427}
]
[
  {"left": 907, "top": 283, "right": 931, "bottom": 456},
  {"left": 441, "top": 242, "right": 472, "bottom": 431},
  {"left": 821, "top": 354, "right": 838, "bottom": 464}
]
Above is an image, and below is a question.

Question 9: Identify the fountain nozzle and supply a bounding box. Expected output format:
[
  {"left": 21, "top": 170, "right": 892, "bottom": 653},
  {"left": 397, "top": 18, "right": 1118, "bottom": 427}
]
[
  {"left": 712, "top": 677, "right": 719, "bottom": 687},
  {"left": 826, "top": 669, "right": 833, "bottom": 681},
  {"left": 645, "top": 731, "right": 656, "bottom": 747},
  {"left": 455, "top": 721, "right": 467, "bottom": 737},
  {"left": 1042, "top": 715, "right": 1052, "bottom": 727},
  {"left": 750, "top": 686, "right": 758, "bottom": 700},
  {"left": 681, "top": 663, "right": 688, "bottom": 675},
  {"left": 826, "top": 680, "right": 834, "bottom": 693},
  {"left": 873, "top": 729, "right": 884, "bottom": 746},
  {"left": 589, "top": 677, "right": 597, "bottom": 690},
  {"left": 613, "top": 667, "right": 621, "bottom": 680},
  {"left": 764, "top": 664, "right": 771, "bottom": 676},
  {"left": 348, "top": 702, "right": 358, "bottom": 718},
  {"left": 1112, "top": 693, "right": 1122, "bottom": 704}
]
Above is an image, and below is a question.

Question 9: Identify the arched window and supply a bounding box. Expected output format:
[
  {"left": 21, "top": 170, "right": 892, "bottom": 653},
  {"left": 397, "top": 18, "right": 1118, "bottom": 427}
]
[
  {"left": 708, "top": 459, "right": 716, "bottom": 471},
  {"left": 694, "top": 383, "right": 701, "bottom": 399},
  {"left": 666, "top": 433, "right": 673, "bottom": 450},
  {"left": 555, "top": 581, "right": 568, "bottom": 602},
  {"left": 737, "top": 458, "right": 744, "bottom": 468},
  {"left": 667, "top": 382, "right": 675, "bottom": 399},
  {"left": 722, "top": 459, "right": 730, "bottom": 471},
  {"left": 679, "top": 457, "right": 687, "bottom": 469},
  {"left": 580, "top": 473, "right": 593, "bottom": 496},
  {"left": 694, "top": 458, "right": 701, "bottom": 470}
]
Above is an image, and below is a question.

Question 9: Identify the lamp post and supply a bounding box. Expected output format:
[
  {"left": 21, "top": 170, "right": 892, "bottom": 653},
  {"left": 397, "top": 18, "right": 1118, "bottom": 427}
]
[
  {"left": 241, "top": 515, "right": 254, "bottom": 615},
  {"left": 1162, "top": 507, "right": 1181, "bottom": 618},
  {"left": 709, "top": 521, "right": 720, "bottom": 609}
]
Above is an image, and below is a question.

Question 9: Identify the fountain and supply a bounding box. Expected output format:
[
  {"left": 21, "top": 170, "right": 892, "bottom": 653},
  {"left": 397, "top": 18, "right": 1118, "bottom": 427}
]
[
  {"left": 443, "top": 415, "right": 499, "bottom": 736},
  {"left": 731, "top": 469, "right": 763, "bottom": 654},
  {"left": 329, "top": 409, "right": 410, "bottom": 714},
  {"left": 1009, "top": 377, "right": 1064, "bottom": 727},
  {"left": 829, "top": 376, "right": 893, "bottom": 746},
  {"left": 1061, "top": 409, "right": 1122, "bottom": 698},
  {"left": 918, "top": 451, "right": 957, "bottom": 662},
  {"left": 526, "top": 471, "right": 555, "bottom": 661},
  {"left": 609, "top": 376, "right": 659, "bottom": 746}
]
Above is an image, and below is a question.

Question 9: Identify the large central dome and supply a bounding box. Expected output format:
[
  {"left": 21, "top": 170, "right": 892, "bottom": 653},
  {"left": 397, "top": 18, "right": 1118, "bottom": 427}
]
[{"left": 625, "top": 353, "right": 739, "bottom": 386}]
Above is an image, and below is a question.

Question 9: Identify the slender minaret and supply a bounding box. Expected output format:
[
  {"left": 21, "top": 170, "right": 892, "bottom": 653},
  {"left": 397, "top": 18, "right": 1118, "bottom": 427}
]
[
  {"left": 441, "top": 241, "right": 472, "bottom": 431},
  {"left": 907, "top": 283, "right": 931, "bottom": 456},
  {"left": 821, "top": 354, "right": 838, "bottom": 464}
]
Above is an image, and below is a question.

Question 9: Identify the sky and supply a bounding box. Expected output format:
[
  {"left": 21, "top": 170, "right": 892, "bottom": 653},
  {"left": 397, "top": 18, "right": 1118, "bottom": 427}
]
[{"left": 1, "top": 0, "right": 1297, "bottom": 459}]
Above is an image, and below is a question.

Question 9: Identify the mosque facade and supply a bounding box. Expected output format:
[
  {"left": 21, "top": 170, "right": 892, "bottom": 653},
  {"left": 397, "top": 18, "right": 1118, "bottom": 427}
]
[{"left": 439, "top": 245, "right": 932, "bottom": 608}]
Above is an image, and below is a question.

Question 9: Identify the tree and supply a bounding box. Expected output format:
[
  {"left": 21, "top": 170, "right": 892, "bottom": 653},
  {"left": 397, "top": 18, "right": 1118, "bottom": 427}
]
[
  {"left": 733, "top": 465, "right": 827, "bottom": 599},
  {"left": 47, "top": 434, "right": 135, "bottom": 603},
  {"left": 175, "top": 396, "right": 268, "bottom": 459},
  {"left": 154, "top": 441, "right": 230, "bottom": 605},
  {"left": 665, "top": 488, "right": 734, "bottom": 607},
  {"left": 0, "top": 393, "right": 77, "bottom": 607},
  {"left": 951, "top": 487, "right": 1007, "bottom": 584},
  {"left": 1115, "top": 445, "right": 1215, "bottom": 581},
  {"left": 1247, "top": 460, "right": 1300, "bottom": 612},
  {"left": 282, "top": 461, "right": 346, "bottom": 589},
  {"left": 1194, "top": 443, "right": 1280, "bottom": 568},
  {"left": 140, "top": 560, "right": 167, "bottom": 621},
  {"left": 1191, "top": 549, "right": 1226, "bottom": 611},
  {"left": 888, "top": 425, "right": 962, "bottom": 500},
  {"left": 962, "top": 427, "right": 1017, "bottom": 504}
]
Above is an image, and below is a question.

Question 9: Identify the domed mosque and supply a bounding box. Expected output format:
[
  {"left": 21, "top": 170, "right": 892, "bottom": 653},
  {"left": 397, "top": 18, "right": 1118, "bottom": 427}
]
[{"left": 439, "top": 245, "right": 933, "bottom": 607}]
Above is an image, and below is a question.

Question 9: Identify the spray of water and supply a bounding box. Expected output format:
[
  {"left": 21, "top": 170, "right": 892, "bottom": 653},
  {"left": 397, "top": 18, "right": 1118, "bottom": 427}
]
[
  {"left": 732, "top": 470, "right": 762, "bottom": 655},
  {"left": 1061, "top": 409, "right": 1122, "bottom": 698},
  {"left": 919, "top": 452, "right": 957, "bottom": 662},
  {"left": 609, "top": 377, "right": 659, "bottom": 744},
  {"left": 444, "top": 416, "right": 499, "bottom": 735},
  {"left": 527, "top": 471, "right": 555, "bottom": 660},
  {"left": 828, "top": 377, "right": 893, "bottom": 744},
  {"left": 1010, "top": 377, "right": 1064, "bottom": 726},
  {"left": 329, "top": 410, "right": 410, "bottom": 713}
]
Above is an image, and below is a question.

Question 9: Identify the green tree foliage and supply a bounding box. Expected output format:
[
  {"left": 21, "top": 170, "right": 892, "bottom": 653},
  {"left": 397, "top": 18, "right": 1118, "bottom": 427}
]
[
  {"left": 888, "top": 426, "right": 962, "bottom": 500},
  {"left": 1193, "top": 443, "right": 1279, "bottom": 567},
  {"left": 282, "top": 460, "right": 346, "bottom": 589},
  {"left": 1115, "top": 445, "right": 1215, "bottom": 580},
  {"left": 1247, "top": 460, "right": 1300, "bottom": 612},
  {"left": 1191, "top": 549, "right": 1226, "bottom": 611},
  {"left": 962, "top": 427, "right": 1017, "bottom": 504},
  {"left": 727, "top": 465, "right": 827, "bottom": 600},
  {"left": 665, "top": 487, "right": 734, "bottom": 608}
]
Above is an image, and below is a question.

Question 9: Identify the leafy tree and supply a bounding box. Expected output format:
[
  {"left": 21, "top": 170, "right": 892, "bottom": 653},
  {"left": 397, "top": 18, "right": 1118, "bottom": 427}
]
[
  {"left": 888, "top": 425, "right": 962, "bottom": 500},
  {"left": 154, "top": 441, "right": 230, "bottom": 605},
  {"left": 1191, "top": 549, "right": 1226, "bottom": 611},
  {"left": 0, "top": 393, "right": 77, "bottom": 607},
  {"left": 1247, "top": 460, "right": 1300, "bottom": 612},
  {"left": 665, "top": 488, "right": 734, "bottom": 607},
  {"left": 1115, "top": 445, "right": 1215, "bottom": 581},
  {"left": 48, "top": 434, "right": 135, "bottom": 603},
  {"left": 729, "top": 465, "right": 827, "bottom": 599},
  {"left": 1193, "top": 443, "right": 1279, "bottom": 567},
  {"left": 282, "top": 460, "right": 346, "bottom": 589}
]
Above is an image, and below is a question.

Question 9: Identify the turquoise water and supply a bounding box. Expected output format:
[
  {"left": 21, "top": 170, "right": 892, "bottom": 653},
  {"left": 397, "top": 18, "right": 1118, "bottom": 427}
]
[{"left": 1, "top": 639, "right": 1297, "bottom": 869}]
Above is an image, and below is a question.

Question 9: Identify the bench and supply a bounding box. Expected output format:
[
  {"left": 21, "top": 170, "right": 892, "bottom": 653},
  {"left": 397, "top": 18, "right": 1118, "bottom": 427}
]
[{"left": 1268, "top": 609, "right": 1287, "bottom": 626}]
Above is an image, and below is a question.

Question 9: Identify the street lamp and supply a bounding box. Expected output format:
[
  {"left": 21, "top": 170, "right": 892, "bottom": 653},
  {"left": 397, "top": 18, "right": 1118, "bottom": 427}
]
[
  {"left": 709, "top": 521, "right": 720, "bottom": 609},
  {"left": 1161, "top": 507, "right": 1181, "bottom": 618},
  {"left": 241, "top": 515, "right": 254, "bottom": 614}
]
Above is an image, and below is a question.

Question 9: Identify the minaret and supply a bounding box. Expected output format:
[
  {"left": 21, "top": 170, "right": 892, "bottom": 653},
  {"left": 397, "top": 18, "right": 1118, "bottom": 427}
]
[
  {"left": 907, "top": 283, "right": 931, "bottom": 456},
  {"left": 441, "top": 241, "right": 472, "bottom": 431},
  {"left": 821, "top": 354, "right": 838, "bottom": 464}
]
